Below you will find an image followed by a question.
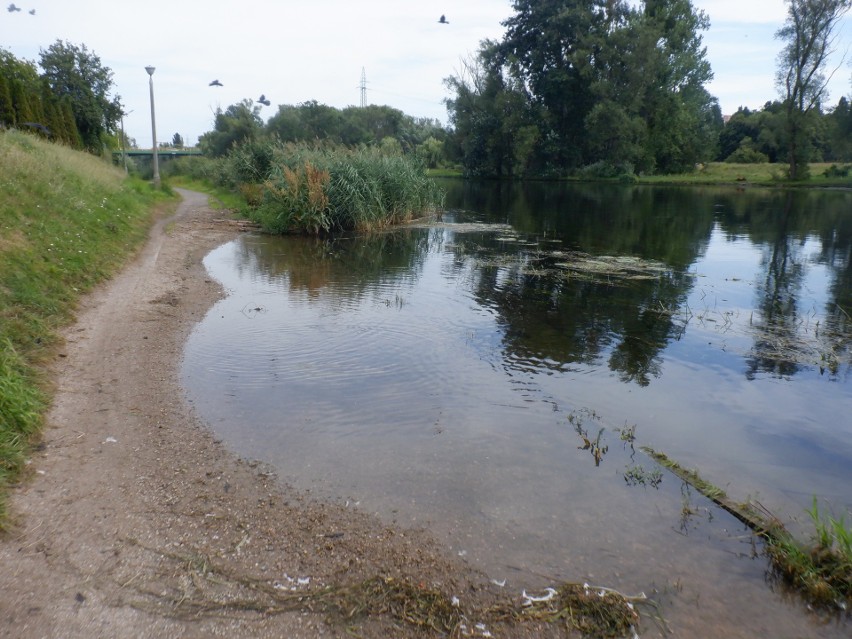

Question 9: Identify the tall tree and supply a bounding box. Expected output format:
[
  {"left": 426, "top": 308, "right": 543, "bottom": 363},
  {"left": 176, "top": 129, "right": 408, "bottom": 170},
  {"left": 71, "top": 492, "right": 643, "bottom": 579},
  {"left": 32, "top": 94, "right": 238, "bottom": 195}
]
[
  {"left": 39, "top": 40, "right": 122, "bottom": 151},
  {"left": 637, "top": 0, "right": 718, "bottom": 172},
  {"left": 825, "top": 96, "right": 852, "bottom": 160},
  {"left": 0, "top": 73, "right": 14, "bottom": 127},
  {"left": 458, "top": 1, "right": 719, "bottom": 175},
  {"left": 775, "top": 0, "right": 851, "bottom": 180},
  {"left": 500, "top": 0, "right": 618, "bottom": 169},
  {"left": 198, "top": 99, "right": 263, "bottom": 157},
  {"left": 445, "top": 43, "right": 538, "bottom": 177},
  {"left": 0, "top": 48, "right": 41, "bottom": 127}
]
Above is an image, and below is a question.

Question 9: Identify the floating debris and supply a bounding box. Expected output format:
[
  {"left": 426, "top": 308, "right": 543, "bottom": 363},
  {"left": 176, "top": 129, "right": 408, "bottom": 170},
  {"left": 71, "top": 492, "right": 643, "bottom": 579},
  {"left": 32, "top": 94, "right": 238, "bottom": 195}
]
[{"left": 553, "top": 251, "right": 671, "bottom": 282}]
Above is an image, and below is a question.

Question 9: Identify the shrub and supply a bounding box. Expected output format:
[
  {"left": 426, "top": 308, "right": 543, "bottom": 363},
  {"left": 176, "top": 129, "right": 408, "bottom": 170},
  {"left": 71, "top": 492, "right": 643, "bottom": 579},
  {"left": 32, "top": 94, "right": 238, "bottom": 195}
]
[
  {"left": 823, "top": 164, "right": 850, "bottom": 178},
  {"left": 725, "top": 138, "right": 769, "bottom": 164},
  {"left": 577, "top": 161, "right": 637, "bottom": 182},
  {"left": 232, "top": 141, "right": 441, "bottom": 234}
]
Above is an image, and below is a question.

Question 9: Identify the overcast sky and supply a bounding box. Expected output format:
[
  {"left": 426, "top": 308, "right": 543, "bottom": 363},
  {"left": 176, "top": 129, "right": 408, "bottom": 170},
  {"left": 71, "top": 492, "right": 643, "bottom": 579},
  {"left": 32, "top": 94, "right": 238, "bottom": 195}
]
[{"left": 3, "top": 1, "right": 850, "bottom": 147}]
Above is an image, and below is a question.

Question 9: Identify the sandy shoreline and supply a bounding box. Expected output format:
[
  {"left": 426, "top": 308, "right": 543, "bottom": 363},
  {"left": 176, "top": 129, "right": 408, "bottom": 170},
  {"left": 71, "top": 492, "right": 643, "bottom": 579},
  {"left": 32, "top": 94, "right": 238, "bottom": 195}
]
[{"left": 0, "top": 189, "right": 524, "bottom": 638}]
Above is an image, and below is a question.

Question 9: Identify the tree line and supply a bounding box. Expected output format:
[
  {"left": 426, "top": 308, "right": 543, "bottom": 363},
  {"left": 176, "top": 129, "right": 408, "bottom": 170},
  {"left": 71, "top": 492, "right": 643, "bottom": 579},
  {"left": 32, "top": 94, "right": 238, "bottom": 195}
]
[
  {"left": 721, "top": 99, "right": 851, "bottom": 165},
  {"left": 2, "top": 1, "right": 849, "bottom": 180},
  {"left": 443, "top": 0, "right": 850, "bottom": 179},
  {"left": 201, "top": 1, "right": 849, "bottom": 180},
  {"left": 198, "top": 99, "right": 448, "bottom": 168},
  {"left": 0, "top": 41, "right": 122, "bottom": 152}
]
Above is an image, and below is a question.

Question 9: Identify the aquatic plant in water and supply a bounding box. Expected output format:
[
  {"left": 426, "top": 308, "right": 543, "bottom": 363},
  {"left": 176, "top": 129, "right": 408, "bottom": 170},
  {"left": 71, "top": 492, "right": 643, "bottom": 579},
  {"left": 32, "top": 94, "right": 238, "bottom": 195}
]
[
  {"left": 235, "top": 142, "right": 442, "bottom": 235},
  {"left": 644, "top": 447, "right": 852, "bottom": 610}
]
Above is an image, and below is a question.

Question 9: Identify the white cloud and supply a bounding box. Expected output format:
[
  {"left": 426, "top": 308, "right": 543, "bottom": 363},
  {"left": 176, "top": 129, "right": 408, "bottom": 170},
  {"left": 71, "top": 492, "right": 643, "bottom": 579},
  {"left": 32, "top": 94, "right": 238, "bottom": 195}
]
[{"left": 695, "top": 0, "right": 788, "bottom": 24}]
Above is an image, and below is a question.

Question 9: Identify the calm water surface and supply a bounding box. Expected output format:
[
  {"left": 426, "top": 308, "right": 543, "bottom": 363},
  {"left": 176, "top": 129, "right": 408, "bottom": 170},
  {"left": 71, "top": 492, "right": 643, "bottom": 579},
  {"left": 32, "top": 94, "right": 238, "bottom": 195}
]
[{"left": 183, "top": 182, "right": 851, "bottom": 638}]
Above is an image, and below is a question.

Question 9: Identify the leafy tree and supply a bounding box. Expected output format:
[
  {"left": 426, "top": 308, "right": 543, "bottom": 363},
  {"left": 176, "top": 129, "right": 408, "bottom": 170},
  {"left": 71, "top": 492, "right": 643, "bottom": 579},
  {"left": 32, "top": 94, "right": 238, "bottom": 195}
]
[
  {"left": 450, "top": 1, "right": 718, "bottom": 176},
  {"left": 583, "top": 101, "right": 645, "bottom": 170},
  {"left": 299, "top": 100, "right": 344, "bottom": 142},
  {"left": 825, "top": 96, "right": 852, "bottom": 160},
  {"left": 416, "top": 136, "right": 444, "bottom": 168},
  {"left": 444, "top": 41, "right": 538, "bottom": 177},
  {"left": 59, "top": 97, "right": 82, "bottom": 147},
  {"left": 0, "top": 48, "right": 41, "bottom": 127},
  {"left": 632, "top": 0, "right": 718, "bottom": 172},
  {"left": 39, "top": 40, "right": 121, "bottom": 151},
  {"left": 500, "top": 0, "right": 611, "bottom": 170},
  {"left": 263, "top": 101, "right": 447, "bottom": 164},
  {"left": 198, "top": 99, "right": 263, "bottom": 157},
  {"left": 9, "top": 80, "right": 37, "bottom": 126},
  {"left": 266, "top": 104, "right": 307, "bottom": 142},
  {"left": 725, "top": 137, "right": 771, "bottom": 163},
  {"left": 39, "top": 78, "right": 68, "bottom": 142},
  {"left": 172, "top": 132, "right": 184, "bottom": 148},
  {"left": 719, "top": 107, "right": 759, "bottom": 160},
  {"left": 0, "top": 73, "right": 14, "bottom": 127},
  {"left": 753, "top": 101, "right": 788, "bottom": 162},
  {"left": 775, "top": 0, "right": 851, "bottom": 179}
]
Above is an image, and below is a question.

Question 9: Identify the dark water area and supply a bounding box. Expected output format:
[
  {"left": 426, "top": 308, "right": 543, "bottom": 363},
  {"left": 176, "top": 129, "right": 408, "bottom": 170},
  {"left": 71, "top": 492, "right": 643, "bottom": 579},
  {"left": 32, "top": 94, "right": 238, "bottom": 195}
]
[{"left": 182, "top": 181, "right": 852, "bottom": 638}]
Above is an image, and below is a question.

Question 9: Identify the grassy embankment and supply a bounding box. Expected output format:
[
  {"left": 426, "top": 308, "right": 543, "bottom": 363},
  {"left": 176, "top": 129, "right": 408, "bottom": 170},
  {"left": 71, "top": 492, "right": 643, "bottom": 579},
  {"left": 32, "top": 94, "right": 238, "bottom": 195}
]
[{"left": 0, "top": 129, "right": 171, "bottom": 525}]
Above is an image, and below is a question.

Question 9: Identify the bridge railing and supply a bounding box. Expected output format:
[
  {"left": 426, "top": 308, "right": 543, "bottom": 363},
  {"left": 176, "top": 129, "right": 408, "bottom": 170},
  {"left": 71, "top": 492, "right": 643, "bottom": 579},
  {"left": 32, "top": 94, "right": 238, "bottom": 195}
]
[{"left": 113, "top": 148, "right": 204, "bottom": 157}]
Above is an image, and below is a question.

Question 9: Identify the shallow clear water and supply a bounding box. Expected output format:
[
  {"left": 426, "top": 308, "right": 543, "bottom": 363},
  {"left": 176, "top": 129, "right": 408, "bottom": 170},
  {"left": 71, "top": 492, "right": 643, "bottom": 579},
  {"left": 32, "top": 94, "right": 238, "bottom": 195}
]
[{"left": 182, "top": 182, "right": 852, "bottom": 638}]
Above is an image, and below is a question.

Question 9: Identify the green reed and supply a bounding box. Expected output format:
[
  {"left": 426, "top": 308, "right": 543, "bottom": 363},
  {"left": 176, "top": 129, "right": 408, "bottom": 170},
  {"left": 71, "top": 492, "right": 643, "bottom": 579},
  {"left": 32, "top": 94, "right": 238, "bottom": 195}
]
[{"left": 230, "top": 142, "right": 442, "bottom": 234}]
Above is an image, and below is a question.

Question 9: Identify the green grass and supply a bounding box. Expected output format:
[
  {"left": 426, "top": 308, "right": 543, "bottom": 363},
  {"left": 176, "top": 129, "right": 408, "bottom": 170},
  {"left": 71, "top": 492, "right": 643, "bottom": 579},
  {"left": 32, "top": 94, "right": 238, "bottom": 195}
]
[
  {"left": 0, "top": 129, "right": 171, "bottom": 526},
  {"left": 636, "top": 162, "right": 852, "bottom": 187},
  {"left": 763, "top": 498, "right": 852, "bottom": 609},
  {"left": 165, "top": 175, "right": 247, "bottom": 213}
]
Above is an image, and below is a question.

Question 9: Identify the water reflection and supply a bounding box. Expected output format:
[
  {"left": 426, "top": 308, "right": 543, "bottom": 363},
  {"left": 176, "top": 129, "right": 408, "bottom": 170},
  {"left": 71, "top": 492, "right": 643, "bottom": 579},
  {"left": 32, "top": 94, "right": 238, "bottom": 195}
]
[
  {"left": 183, "top": 181, "right": 852, "bottom": 639},
  {"left": 438, "top": 180, "right": 852, "bottom": 382}
]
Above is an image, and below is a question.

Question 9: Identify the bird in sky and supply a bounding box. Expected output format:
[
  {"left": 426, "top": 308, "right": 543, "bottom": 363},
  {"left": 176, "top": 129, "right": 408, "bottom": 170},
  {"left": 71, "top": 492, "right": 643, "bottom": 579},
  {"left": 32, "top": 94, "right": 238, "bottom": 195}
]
[
  {"left": 209, "top": 79, "right": 223, "bottom": 87},
  {"left": 438, "top": 14, "right": 449, "bottom": 24},
  {"left": 7, "top": 4, "right": 21, "bottom": 12},
  {"left": 29, "top": 8, "right": 34, "bottom": 14},
  {"left": 258, "top": 94, "right": 271, "bottom": 106}
]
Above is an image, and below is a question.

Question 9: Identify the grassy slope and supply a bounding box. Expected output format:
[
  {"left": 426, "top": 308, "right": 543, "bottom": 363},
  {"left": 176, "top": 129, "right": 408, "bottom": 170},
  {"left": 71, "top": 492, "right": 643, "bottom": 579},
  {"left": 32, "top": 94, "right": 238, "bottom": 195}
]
[{"left": 0, "top": 130, "right": 172, "bottom": 525}]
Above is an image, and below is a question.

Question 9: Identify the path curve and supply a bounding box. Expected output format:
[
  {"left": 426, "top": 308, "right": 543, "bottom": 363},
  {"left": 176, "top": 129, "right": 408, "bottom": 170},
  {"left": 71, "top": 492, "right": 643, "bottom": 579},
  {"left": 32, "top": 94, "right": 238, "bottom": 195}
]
[{"left": 0, "top": 189, "right": 487, "bottom": 638}]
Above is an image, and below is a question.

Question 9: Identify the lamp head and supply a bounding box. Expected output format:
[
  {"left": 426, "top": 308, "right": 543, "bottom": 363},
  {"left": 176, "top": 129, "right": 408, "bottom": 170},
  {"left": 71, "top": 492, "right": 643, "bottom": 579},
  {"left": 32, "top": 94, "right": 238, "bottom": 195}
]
[{"left": 145, "top": 66, "right": 156, "bottom": 76}]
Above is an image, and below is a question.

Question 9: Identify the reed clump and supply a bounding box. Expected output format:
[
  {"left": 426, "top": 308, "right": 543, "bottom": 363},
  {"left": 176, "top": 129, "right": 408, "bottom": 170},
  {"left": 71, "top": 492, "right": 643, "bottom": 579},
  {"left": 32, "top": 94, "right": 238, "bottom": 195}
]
[{"left": 223, "top": 141, "right": 442, "bottom": 235}]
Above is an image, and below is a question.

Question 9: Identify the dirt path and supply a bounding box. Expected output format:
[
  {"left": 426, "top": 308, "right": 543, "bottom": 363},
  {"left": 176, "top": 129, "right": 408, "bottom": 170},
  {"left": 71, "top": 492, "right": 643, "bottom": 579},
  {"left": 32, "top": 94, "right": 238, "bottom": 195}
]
[{"left": 0, "top": 190, "right": 512, "bottom": 638}]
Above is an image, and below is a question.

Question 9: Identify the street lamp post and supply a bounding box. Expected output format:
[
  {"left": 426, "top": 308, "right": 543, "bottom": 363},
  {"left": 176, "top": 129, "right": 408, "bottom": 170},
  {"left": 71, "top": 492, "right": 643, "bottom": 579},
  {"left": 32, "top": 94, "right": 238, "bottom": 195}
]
[
  {"left": 120, "top": 109, "right": 133, "bottom": 174},
  {"left": 145, "top": 65, "right": 160, "bottom": 188}
]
